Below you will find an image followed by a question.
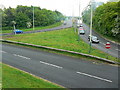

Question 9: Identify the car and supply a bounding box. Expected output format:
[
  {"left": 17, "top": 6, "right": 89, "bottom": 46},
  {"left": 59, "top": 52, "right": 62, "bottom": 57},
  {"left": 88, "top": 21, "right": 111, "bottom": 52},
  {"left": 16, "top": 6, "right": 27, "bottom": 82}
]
[
  {"left": 63, "top": 21, "right": 67, "bottom": 25},
  {"left": 77, "top": 24, "right": 83, "bottom": 28},
  {"left": 88, "top": 35, "right": 99, "bottom": 43},
  {"left": 79, "top": 27, "right": 84, "bottom": 30},
  {"left": 79, "top": 30, "right": 85, "bottom": 35},
  {"left": 80, "top": 24, "right": 83, "bottom": 27},
  {"left": 14, "top": 29, "right": 23, "bottom": 34}
]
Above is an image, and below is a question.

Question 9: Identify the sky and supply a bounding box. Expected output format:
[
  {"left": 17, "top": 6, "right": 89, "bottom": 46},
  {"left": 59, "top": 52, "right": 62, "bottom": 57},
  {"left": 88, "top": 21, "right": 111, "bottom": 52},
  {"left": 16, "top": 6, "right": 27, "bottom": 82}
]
[{"left": 0, "top": 0, "right": 108, "bottom": 16}]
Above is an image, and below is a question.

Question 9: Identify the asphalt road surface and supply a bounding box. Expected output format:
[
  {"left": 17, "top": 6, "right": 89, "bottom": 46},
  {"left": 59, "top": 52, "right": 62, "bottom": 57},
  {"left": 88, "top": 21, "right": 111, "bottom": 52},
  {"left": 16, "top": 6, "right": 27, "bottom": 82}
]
[
  {"left": 2, "top": 20, "right": 72, "bottom": 36},
  {"left": 2, "top": 43, "right": 118, "bottom": 88},
  {"left": 2, "top": 20, "right": 119, "bottom": 58},
  {"left": 78, "top": 23, "right": 119, "bottom": 58}
]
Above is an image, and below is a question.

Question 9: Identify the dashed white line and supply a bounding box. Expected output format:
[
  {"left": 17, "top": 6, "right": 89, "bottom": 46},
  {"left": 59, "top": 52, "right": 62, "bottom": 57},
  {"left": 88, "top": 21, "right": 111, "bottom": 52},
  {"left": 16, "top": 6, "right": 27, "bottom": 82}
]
[
  {"left": 40, "top": 61, "right": 63, "bottom": 69},
  {"left": 116, "top": 49, "right": 120, "bottom": 51},
  {"left": 13, "top": 54, "right": 31, "bottom": 60},
  {"left": 76, "top": 71, "right": 112, "bottom": 83},
  {"left": 0, "top": 50, "right": 7, "bottom": 53},
  {"left": 100, "top": 42, "right": 106, "bottom": 45}
]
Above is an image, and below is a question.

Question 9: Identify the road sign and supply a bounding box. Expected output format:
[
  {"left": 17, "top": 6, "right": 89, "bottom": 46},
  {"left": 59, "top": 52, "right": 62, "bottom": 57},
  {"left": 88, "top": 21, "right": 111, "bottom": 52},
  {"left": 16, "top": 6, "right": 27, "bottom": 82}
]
[{"left": 106, "top": 42, "right": 110, "bottom": 49}]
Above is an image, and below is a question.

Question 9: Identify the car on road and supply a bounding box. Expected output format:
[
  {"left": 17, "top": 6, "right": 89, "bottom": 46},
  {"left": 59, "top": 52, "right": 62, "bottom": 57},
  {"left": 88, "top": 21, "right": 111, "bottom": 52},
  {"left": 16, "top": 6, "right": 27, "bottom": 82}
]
[
  {"left": 79, "top": 27, "right": 84, "bottom": 30},
  {"left": 79, "top": 30, "right": 85, "bottom": 35},
  {"left": 80, "top": 24, "right": 83, "bottom": 27},
  {"left": 77, "top": 24, "right": 83, "bottom": 28},
  {"left": 63, "top": 21, "right": 67, "bottom": 25},
  {"left": 88, "top": 35, "right": 99, "bottom": 43},
  {"left": 14, "top": 29, "right": 23, "bottom": 34}
]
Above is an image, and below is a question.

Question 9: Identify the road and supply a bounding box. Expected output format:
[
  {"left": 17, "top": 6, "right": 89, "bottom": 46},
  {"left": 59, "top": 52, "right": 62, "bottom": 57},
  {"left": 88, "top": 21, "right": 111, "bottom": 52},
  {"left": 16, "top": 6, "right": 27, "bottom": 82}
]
[
  {"left": 2, "top": 19, "right": 119, "bottom": 58},
  {"left": 2, "top": 20, "right": 72, "bottom": 36},
  {"left": 79, "top": 23, "right": 119, "bottom": 58},
  {"left": 2, "top": 43, "right": 118, "bottom": 88}
]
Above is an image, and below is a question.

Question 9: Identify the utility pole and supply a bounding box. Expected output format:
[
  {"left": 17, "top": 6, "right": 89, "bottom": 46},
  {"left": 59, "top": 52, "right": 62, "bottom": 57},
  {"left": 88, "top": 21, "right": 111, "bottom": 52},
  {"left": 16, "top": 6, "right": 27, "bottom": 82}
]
[
  {"left": 78, "top": 0, "right": 81, "bottom": 41},
  {"left": 89, "top": 0, "right": 93, "bottom": 53},
  {"left": 33, "top": 6, "right": 35, "bottom": 30}
]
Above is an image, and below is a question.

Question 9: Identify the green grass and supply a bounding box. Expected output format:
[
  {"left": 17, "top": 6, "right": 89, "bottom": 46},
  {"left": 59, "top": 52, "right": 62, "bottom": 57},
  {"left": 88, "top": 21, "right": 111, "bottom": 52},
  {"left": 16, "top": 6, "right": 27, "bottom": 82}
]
[
  {"left": 3, "top": 28, "right": 119, "bottom": 62},
  {"left": 1, "top": 63, "right": 64, "bottom": 88},
  {"left": 2, "top": 22, "right": 62, "bottom": 33},
  {"left": 0, "top": 63, "right": 2, "bottom": 89}
]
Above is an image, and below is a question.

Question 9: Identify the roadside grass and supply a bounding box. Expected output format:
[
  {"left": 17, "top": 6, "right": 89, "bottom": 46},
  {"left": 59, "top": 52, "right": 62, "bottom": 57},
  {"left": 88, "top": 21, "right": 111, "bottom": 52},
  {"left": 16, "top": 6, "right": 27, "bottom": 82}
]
[
  {"left": 85, "top": 23, "right": 120, "bottom": 44},
  {"left": 0, "top": 63, "right": 2, "bottom": 89},
  {"left": 2, "top": 22, "right": 62, "bottom": 34},
  {"left": 3, "top": 28, "right": 118, "bottom": 62},
  {"left": 1, "top": 63, "right": 64, "bottom": 88}
]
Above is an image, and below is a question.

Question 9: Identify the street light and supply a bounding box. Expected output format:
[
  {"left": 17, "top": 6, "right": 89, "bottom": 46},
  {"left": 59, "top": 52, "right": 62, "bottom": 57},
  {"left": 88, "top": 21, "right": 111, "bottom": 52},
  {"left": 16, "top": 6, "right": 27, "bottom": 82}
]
[
  {"left": 78, "top": 0, "right": 81, "bottom": 41},
  {"left": 89, "top": 0, "right": 93, "bottom": 53}
]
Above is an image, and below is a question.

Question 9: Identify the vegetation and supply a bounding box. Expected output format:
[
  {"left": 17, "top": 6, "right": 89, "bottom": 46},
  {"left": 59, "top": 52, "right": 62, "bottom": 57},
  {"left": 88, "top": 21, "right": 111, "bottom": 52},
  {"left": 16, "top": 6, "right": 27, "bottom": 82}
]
[
  {"left": 1, "top": 63, "right": 64, "bottom": 88},
  {"left": 1, "top": 5, "right": 64, "bottom": 30},
  {"left": 3, "top": 28, "right": 118, "bottom": 62},
  {"left": 2, "top": 22, "right": 62, "bottom": 33},
  {"left": 82, "top": 1, "right": 120, "bottom": 43}
]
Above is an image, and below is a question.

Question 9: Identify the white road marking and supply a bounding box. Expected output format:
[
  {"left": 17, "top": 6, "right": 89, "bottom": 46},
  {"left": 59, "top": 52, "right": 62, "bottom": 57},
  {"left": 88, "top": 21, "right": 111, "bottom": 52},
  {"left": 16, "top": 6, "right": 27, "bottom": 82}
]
[
  {"left": 40, "top": 61, "right": 63, "bottom": 69},
  {"left": 0, "top": 50, "right": 7, "bottom": 53},
  {"left": 100, "top": 42, "right": 106, "bottom": 45},
  {"left": 116, "top": 49, "right": 120, "bottom": 51},
  {"left": 13, "top": 54, "right": 31, "bottom": 60},
  {"left": 76, "top": 71, "right": 112, "bottom": 83}
]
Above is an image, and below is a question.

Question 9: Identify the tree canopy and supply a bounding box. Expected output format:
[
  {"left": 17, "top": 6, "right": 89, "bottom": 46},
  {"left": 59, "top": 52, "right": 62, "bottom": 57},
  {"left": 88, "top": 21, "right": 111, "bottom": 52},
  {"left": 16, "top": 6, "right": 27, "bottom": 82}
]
[
  {"left": 82, "top": 1, "right": 120, "bottom": 40},
  {"left": 2, "top": 5, "right": 64, "bottom": 30}
]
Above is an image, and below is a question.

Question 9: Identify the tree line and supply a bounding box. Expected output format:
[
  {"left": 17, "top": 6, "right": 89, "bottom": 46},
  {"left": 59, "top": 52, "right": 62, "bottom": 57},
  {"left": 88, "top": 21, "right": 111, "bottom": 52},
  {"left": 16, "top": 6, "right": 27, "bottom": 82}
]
[
  {"left": 82, "top": 1, "right": 120, "bottom": 40},
  {"left": 1, "top": 5, "right": 65, "bottom": 30}
]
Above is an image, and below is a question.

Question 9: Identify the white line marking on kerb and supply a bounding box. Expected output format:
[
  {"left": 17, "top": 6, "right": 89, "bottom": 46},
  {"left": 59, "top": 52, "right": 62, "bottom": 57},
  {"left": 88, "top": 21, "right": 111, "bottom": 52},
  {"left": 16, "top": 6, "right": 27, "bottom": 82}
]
[
  {"left": 13, "top": 54, "right": 31, "bottom": 60},
  {"left": 40, "top": 61, "right": 63, "bottom": 69},
  {"left": 76, "top": 71, "right": 112, "bottom": 83}
]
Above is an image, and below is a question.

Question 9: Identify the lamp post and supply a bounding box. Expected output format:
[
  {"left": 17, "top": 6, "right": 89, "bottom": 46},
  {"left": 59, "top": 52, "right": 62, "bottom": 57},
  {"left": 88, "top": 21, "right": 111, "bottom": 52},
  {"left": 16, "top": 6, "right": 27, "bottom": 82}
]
[
  {"left": 89, "top": 0, "right": 93, "bottom": 53},
  {"left": 78, "top": 0, "right": 81, "bottom": 41}
]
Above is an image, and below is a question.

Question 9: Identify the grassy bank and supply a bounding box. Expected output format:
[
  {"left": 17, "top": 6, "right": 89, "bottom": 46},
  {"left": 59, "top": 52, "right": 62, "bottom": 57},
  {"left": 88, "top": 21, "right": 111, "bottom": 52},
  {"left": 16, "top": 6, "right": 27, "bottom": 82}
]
[
  {"left": 2, "top": 22, "right": 62, "bottom": 34},
  {"left": 84, "top": 23, "right": 120, "bottom": 44},
  {"left": 1, "top": 63, "right": 64, "bottom": 88},
  {"left": 3, "top": 28, "right": 118, "bottom": 62}
]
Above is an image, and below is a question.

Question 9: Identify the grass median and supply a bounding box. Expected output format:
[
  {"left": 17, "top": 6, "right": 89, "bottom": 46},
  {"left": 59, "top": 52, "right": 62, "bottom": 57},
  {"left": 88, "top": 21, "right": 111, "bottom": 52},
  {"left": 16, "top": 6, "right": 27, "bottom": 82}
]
[
  {"left": 1, "top": 63, "right": 64, "bottom": 88},
  {"left": 2, "top": 22, "right": 62, "bottom": 34},
  {"left": 3, "top": 28, "right": 118, "bottom": 62}
]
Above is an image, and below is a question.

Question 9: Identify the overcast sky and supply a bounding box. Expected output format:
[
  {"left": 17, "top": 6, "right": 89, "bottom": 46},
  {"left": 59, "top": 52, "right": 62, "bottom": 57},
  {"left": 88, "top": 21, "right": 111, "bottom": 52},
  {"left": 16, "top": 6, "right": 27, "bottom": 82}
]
[{"left": 0, "top": 0, "right": 108, "bottom": 16}]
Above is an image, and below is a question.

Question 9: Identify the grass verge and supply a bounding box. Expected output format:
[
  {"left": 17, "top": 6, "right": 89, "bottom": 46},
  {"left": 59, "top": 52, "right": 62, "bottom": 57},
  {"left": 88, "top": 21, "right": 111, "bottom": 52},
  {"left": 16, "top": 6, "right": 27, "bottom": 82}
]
[
  {"left": 2, "top": 22, "right": 62, "bottom": 34},
  {"left": 3, "top": 28, "right": 119, "bottom": 63},
  {"left": 84, "top": 23, "right": 120, "bottom": 44},
  {"left": 1, "top": 63, "right": 64, "bottom": 88}
]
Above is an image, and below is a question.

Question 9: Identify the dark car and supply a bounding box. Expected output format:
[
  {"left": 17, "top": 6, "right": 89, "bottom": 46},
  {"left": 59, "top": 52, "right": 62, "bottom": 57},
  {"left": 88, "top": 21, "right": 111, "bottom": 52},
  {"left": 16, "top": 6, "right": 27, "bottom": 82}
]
[
  {"left": 88, "top": 35, "right": 99, "bottom": 43},
  {"left": 14, "top": 29, "right": 23, "bottom": 34}
]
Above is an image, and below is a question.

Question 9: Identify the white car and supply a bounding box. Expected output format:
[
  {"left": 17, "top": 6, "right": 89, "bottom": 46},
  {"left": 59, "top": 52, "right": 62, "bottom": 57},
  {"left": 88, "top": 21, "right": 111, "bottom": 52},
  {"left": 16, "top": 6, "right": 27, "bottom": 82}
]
[
  {"left": 88, "top": 35, "right": 99, "bottom": 43},
  {"left": 79, "top": 30, "right": 85, "bottom": 35}
]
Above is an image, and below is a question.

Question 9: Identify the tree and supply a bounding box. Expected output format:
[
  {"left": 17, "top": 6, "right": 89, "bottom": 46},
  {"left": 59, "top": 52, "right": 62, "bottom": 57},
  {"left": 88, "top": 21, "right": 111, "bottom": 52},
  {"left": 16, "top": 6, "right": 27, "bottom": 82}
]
[{"left": 15, "top": 12, "right": 30, "bottom": 28}]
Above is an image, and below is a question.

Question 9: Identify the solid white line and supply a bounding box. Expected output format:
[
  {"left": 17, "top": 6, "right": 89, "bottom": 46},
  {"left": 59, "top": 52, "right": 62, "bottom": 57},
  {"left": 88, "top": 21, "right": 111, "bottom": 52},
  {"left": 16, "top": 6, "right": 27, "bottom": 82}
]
[
  {"left": 40, "top": 61, "right": 63, "bottom": 69},
  {"left": 76, "top": 71, "right": 112, "bottom": 83},
  {"left": 13, "top": 54, "right": 31, "bottom": 60}
]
